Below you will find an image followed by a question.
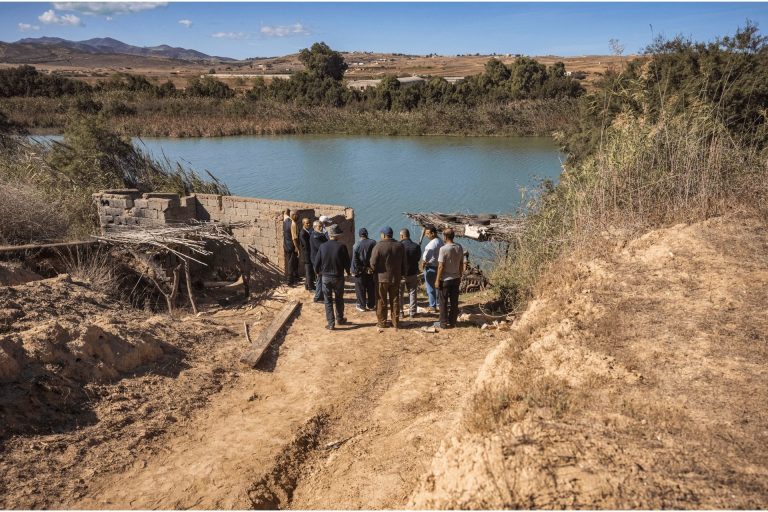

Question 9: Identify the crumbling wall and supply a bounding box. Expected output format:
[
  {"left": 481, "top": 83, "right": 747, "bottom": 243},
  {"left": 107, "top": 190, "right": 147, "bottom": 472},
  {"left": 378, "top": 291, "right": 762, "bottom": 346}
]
[
  {"left": 94, "top": 190, "right": 196, "bottom": 227},
  {"left": 93, "top": 190, "right": 355, "bottom": 276}
]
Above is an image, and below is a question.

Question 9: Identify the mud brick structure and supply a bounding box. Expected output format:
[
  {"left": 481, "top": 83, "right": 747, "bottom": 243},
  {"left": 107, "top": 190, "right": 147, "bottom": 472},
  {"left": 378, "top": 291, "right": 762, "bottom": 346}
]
[{"left": 93, "top": 189, "right": 355, "bottom": 275}]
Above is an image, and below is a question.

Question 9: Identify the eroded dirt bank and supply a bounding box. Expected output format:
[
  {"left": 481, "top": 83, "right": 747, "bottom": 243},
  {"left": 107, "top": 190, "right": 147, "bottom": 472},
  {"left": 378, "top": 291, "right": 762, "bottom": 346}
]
[
  {"left": 411, "top": 214, "right": 768, "bottom": 509},
  {"left": 0, "top": 271, "right": 497, "bottom": 509}
]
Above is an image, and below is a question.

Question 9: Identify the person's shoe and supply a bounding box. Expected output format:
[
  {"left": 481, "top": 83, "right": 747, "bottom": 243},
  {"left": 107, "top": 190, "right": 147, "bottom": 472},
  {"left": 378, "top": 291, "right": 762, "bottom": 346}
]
[
  {"left": 338, "top": 317, "right": 348, "bottom": 325},
  {"left": 326, "top": 324, "right": 334, "bottom": 330},
  {"left": 433, "top": 321, "right": 448, "bottom": 329},
  {"left": 355, "top": 305, "right": 365, "bottom": 312}
]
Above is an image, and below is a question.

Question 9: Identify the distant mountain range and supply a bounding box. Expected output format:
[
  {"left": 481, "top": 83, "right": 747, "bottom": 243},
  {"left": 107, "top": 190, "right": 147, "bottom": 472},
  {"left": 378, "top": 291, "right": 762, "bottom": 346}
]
[{"left": 0, "top": 36, "right": 236, "bottom": 63}]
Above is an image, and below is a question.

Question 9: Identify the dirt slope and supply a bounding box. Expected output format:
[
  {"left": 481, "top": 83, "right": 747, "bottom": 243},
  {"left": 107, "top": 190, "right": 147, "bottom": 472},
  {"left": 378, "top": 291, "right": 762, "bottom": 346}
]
[
  {"left": 411, "top": 214, "right": 768, "bottom": 508},
  {"left": 1, "top": 275, "right": 497, "bottom": 508}
]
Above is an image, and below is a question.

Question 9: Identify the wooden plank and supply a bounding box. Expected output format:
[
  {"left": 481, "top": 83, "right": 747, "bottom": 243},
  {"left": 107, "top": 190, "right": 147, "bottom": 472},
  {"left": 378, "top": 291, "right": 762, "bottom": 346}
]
[
  {"left": 0, "top": 240, "right": 97, "bottom": 255},
  {"left": 240, "top": 300, "right": 300, "bottom": 367}
]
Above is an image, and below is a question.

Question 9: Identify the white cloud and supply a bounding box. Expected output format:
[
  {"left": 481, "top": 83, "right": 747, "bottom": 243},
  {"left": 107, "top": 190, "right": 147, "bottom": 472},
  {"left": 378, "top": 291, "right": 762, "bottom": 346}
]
[
  {"left": 52, "top": 2, "right": 167, "bottom": 17},
  {"left": 260, "top": 23, "right": 310, "bottom": 38},
  {"left": 18, "top": 23, "right": 40, "bottom": 32},
  {"left": 178, "top": 19, "right": 193, "bottom": 28},
  {"left": 212, "top": 32, "right": 248, "bottom": 40},
  {"left": 38, "top": 10, "right": 83, "bottom": 26}
]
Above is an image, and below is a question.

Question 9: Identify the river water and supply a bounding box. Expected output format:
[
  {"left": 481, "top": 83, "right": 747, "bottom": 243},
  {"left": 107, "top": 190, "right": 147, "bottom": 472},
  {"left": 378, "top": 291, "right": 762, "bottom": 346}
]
[{"left": 139, "top": 135, "right": 563, "bottom": 260}]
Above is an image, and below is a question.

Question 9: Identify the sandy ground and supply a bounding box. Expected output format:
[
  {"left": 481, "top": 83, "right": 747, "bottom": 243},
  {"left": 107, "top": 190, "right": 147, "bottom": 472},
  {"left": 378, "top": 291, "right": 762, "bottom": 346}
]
[
  {"left": 4, "top": 214, "right": 765, "bottom": 509},
  {"left": 0, "top": 275, "right": 497, "bottom": 509},
  {"left": 411, "top": 214, "right": 768, "bottom": 508}
]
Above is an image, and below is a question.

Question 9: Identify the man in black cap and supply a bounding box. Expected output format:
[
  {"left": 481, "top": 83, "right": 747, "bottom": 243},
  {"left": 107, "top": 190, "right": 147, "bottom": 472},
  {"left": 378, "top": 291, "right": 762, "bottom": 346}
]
[
  {"left": 351, "top": 227, "right": 377, "bottom": 312},
  {"left": 369, "top": 226, "right": 406, "bottom": 329},
  {"left": 313, "top": 224, "right": 351, "bottom": 330}
]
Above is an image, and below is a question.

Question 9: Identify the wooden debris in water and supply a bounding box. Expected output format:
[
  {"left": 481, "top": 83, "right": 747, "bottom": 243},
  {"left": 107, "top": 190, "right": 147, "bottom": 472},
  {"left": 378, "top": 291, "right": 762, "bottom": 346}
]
[{"left": 404, "top": 212, "right": 525, "bottom": 243}]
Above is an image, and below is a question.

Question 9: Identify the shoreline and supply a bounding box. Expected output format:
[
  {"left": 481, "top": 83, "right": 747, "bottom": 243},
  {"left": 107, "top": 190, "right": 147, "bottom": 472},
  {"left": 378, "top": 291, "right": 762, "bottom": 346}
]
[{"left": 2, "top": 97, "right": 578, "bottom": 139}]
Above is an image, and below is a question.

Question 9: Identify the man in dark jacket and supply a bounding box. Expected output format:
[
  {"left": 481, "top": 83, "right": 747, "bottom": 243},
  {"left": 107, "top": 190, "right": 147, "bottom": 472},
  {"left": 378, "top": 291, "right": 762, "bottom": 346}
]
[
  {"left": 309, "top": 220, "right": 328, "bottom": 302},
  {"left": 399, "top": 228, "right": 422, "bottom": 319},
  {"left": 313, "top": 224, "right": 351, "bottom": 330},
  {"left": 369, "top": 226, "right": 406, "bottom": 329},
  {"left": 282, "top": 208, "right": 297, "bottom": 286},
  {"left": 299, "top": 217, "right": 314, "bottom": 292},
  {"left": 351, "top": 227, "right": 377, "bottom": 312}
]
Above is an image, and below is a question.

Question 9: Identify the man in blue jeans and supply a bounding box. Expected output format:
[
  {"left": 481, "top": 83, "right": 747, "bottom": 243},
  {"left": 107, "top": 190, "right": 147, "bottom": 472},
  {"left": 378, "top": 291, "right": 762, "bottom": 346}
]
[
  {"left": 421, "top": 225, "right": 444, "bottom": 312},
  {"left": 313, "top": 224, "right": 351, "bottom": 330}
]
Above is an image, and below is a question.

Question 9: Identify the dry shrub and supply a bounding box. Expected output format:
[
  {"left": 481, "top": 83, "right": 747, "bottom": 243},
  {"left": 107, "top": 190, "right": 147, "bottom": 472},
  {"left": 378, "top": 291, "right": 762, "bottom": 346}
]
[
  {"left": 57, "top": 247, "right": 117, "bottom": 295},
  {"left": 492, "top": 106, "right": 768, "bottom": 309},
  {"left": 571, "top": 107, "right": 767, "bottom": 235},
  {"left": 0, "top": 181, "right": 68, "bottom": 244}
]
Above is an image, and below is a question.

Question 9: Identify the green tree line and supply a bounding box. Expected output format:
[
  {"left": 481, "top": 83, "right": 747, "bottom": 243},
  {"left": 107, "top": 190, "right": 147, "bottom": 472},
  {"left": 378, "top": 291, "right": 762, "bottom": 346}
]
[{"left": 0, "top": 42, "right": 584, "bottom": 113}]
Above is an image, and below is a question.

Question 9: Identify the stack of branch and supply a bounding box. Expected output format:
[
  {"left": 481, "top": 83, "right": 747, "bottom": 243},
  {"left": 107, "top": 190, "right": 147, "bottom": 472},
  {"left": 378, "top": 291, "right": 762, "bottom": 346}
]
[
  {"left": 404, "top": 212, "right": 525, "bottom": 242},
  {"left": 92, "top": 221, "right": 251, "bottom": 314},
  {"left": 92, "top": 221, "right": 248, "bottom": 264}
]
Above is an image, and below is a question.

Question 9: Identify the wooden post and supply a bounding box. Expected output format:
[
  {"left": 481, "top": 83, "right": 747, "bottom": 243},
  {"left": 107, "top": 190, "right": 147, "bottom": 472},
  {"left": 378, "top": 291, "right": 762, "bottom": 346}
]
[
  {"left": 184, "top": 261, "right": 198, "bottom": 315},
  {"left": 241, "top": 301, "right": 300, "bottom": 367}
]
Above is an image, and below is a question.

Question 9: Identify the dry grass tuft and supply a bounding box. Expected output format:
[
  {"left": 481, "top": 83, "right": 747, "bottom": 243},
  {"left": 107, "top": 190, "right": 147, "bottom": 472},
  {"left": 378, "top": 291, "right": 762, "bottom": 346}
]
[
  {"left": 0, "top": 181, "right": 69, "bottom": 245},
  {"left": 57, "top": 247, "right": 118, "bottom": 295}
]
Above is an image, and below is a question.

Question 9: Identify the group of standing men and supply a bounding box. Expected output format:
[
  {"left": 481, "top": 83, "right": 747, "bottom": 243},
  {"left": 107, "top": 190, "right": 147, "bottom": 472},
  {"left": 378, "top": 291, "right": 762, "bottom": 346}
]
[{"left": 283, "top": 208, "right": 465, "bottom": 331}]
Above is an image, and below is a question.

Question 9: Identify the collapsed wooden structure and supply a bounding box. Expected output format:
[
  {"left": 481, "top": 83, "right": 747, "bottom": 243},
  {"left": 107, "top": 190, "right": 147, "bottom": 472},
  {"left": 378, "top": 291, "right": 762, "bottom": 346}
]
[
  {"left": 93, "top": 221, "right": 251, "bottom": 313},
  {"left": 404, "top": 212, "right": 525, "bottom": 243}
]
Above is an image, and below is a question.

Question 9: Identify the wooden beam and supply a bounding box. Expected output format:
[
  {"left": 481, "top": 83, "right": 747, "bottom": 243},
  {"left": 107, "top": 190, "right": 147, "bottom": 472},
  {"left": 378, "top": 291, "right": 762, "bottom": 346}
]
[
  {"left": 0, "top": 240, "right": 97, "bottom": 255},
  {"left": 240, "top": 300, "right": 300, "bottom": 368}
]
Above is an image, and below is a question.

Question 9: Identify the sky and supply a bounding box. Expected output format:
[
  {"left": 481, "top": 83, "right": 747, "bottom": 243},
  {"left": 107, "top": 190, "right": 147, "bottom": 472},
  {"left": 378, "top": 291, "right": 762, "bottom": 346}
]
[{"left": 1, "top": 2, "right": 767, "bottom": 59}]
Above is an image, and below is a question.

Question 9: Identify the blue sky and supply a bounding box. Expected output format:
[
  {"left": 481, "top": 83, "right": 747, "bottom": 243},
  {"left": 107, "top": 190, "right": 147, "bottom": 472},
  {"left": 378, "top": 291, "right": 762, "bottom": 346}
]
[{"left": 1, "top": 2, "right": 767, "bottom": 59}]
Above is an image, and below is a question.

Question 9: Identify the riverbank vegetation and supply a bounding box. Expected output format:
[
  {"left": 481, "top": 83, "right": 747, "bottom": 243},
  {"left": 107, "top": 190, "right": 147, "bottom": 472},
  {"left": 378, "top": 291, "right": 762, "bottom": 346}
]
[
  {"left": 0, "top": 113, "right": 228, "bottom": 244},
  {"left": 0, "top": 43, "right": 583, "bottom": 137},
  {"left": 493, "top": 23, "right": 768, "bottom": 307}
]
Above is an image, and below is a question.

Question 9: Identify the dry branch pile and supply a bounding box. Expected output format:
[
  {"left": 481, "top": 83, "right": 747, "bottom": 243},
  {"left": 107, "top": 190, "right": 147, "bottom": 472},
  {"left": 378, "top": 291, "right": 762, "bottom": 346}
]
[
  {"left": 92, "top": 221, "right": 251, "bottom": 313},
  {"left": 93, "top": 221, "right": 248, "bottom": 264}
]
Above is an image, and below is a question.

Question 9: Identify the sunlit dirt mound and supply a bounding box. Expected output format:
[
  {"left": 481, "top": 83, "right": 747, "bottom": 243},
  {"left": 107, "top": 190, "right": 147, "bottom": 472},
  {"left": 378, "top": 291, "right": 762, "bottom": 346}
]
[
  {"left": 411, "top": 214, "right": 768, "bottom": 509},
  {"left": 0, "top": 274, "right": 217, "bottom": 438}
]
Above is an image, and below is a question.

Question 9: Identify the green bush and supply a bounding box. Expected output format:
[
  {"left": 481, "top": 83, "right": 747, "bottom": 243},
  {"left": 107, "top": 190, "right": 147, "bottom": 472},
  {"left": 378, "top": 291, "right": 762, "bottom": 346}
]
[{"left": 493, "top": 24, "right": 768, "bottom": 309}]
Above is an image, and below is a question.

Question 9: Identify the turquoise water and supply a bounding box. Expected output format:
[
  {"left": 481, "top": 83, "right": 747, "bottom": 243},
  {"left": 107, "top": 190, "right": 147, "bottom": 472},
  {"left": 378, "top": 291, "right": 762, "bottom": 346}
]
[{"left": 137, "top": 135, "right": 563, "bottom": 260}]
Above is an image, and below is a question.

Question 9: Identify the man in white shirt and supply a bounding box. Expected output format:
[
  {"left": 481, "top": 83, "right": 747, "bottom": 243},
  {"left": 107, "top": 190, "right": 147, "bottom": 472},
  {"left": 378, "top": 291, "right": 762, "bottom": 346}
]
[
  {"left": 435, "top": 228, "right": 464, "bottom": 328},
  {"left": 420, "top": 225, "right": 444, "bottom": 312}
]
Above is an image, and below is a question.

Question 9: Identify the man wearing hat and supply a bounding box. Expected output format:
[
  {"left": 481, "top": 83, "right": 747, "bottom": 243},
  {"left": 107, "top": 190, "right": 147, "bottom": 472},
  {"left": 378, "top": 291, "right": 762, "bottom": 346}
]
[
  {"left": 351, "top": 227, "right": 377, "bottom": 312},
  {"left": 313, "top": 224, "right": 351, "bottom": 330},
  {"left": 369, "top": 226, "right": 406, "bottom": 329}
]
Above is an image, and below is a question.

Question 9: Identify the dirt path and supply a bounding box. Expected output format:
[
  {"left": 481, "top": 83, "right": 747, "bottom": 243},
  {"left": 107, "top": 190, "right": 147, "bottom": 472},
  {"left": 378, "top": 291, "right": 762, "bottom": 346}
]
[{"left": 68, "top": 282, "right": 496, "bottom": 509}]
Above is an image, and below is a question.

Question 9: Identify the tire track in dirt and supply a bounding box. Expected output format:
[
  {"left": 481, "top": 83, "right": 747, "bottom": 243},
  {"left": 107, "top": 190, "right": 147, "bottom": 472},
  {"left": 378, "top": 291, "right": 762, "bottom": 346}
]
[{"left": 67, "top": 282, "right": 497, "bottom": 509}]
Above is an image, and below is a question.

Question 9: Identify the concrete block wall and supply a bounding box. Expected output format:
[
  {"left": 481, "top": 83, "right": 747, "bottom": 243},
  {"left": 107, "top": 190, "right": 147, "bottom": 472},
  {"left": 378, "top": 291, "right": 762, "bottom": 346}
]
[
  {"left": 93, "top": 189, "right": 355, "bottom": 275},
  {"left": 194, "top": 193, "right": 355, "bottom": 271},
  {"left": 94, "top": 189, "right": 196, "bottom": 228}
]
